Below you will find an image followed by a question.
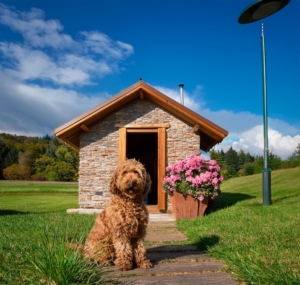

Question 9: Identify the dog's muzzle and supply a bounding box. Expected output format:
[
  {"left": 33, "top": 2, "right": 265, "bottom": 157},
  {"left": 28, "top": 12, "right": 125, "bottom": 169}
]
[{"left": 128, "top": 182, "right": 135, "bottom": 189}]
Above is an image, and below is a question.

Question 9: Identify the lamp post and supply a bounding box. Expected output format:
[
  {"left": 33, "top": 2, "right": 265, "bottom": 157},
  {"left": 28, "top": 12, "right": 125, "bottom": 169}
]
[{"left": 238, "top": 0, "right": 290, "bottom": 205}]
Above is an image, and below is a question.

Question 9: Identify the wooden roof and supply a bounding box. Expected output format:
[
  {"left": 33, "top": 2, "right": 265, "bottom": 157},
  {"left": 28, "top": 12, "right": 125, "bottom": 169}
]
[{"left": 53, "top": 80, "right": 228, "bottom": 151}]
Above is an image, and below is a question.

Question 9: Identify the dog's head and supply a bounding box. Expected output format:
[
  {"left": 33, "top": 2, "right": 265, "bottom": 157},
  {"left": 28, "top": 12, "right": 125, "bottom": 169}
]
[{"left": 109, "top": 159, "right": 151, "bottom": 199}]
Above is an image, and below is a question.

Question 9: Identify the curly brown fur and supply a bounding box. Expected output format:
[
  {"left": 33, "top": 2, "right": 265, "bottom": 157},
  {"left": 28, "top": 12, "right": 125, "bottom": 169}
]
[{"left": 83, "top": 159, "right": 152, "bottom": 271}]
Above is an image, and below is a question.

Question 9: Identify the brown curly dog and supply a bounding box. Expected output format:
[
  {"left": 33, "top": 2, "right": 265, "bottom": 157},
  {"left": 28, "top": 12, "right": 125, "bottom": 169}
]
[{"left": 83, "top": 159, "right": 153, "bottom": 271}]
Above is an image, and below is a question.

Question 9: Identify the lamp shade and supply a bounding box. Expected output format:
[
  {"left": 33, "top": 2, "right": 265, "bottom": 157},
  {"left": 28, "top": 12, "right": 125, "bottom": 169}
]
[{"left": 238, "top": 0, "right": 290, "bottom": 24}]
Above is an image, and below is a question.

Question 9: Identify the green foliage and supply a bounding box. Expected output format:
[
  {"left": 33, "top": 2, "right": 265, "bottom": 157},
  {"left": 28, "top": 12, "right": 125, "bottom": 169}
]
[
  {"left": 243, "top": 163, "right": 254, "bottom": 176},
  {"left": 3, "top": 164, "right": 31, "bottom": 180},
  {"left": 224, "top": 147, "right": 239, "bottom": 175},
  {"left": 0, "top": 133, "right": 78, "bottom": 182},
  {"left": 3, "top": 146, "right": 18, "bottom": 168}
]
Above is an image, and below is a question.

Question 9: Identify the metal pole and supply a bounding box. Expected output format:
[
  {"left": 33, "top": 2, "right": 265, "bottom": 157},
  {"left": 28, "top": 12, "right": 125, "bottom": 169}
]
[
  {"left": 261, "top": 23, "right": 271, "bottom": 205},
  {"left": 179, "top": 84, "right": 184, "bottom": 105}
]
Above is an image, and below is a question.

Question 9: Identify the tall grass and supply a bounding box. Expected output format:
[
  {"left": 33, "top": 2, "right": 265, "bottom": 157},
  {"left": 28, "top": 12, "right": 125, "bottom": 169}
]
[
  {"left": 32, "top": 226, "right": 106, "bottom": 285},
  {"left": 178, "top": 167, "right": 300, "bottom": 285}
]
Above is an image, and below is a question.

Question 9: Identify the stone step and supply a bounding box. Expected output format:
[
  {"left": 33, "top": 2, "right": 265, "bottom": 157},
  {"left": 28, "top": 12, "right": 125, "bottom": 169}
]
[
  {"left": 107, "top": 272, "right": 239, "bottom": 285},
  {"left": 146, "top": 245, "right": 198, "bottom": 252},
  {"left": 146, "top": 251, "right": 209, "bottom": 262},
  {"left": 107, "top": 260, "right": 225, "bottom": 277}
]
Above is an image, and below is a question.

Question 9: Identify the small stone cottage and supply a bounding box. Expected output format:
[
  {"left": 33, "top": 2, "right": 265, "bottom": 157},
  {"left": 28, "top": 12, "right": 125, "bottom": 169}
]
[{"left": 54, "top": 80, "right": 228, "bottom": 213}]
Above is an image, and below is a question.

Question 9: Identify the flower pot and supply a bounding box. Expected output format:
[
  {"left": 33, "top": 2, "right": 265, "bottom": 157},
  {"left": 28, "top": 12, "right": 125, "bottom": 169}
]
[{"left": 170, "top": 191, "right": 209, "bottom": 220}]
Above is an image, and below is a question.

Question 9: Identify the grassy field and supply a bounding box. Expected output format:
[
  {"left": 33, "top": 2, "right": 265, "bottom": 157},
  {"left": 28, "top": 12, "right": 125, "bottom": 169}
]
[
  {"left": 0, "top": 181, "right": 103, "bottom": 284},
  {"left": 178, "top": 167, "right": 300, "bottom": 285},
  {"left": 1, "top": 168, "right": 300, "bottom": 284}
]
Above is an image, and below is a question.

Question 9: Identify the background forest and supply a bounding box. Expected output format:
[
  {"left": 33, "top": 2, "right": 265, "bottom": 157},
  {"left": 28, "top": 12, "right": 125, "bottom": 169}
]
[
  {"left": 0, "top": 133, "right": 78, "bottom": 181},
  {"left": 0, "top": 133, "right": 299, "bottom": 182}
]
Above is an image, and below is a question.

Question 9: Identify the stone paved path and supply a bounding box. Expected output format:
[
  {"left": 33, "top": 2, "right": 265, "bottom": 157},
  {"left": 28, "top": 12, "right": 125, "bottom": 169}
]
[{"left": 105, "top": 217, "right": 243, "bottom": 285}]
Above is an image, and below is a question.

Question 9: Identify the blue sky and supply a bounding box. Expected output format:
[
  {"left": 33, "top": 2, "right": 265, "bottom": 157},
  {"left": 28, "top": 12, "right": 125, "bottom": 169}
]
[{"left": 0, "top": 0, "right": 299, "bottom": 159}]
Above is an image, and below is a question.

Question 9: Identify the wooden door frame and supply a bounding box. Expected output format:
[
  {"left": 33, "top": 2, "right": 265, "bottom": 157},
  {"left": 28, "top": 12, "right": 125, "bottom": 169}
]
[{"left": 117, "top": 124, "right": 168, "bottom": 211}]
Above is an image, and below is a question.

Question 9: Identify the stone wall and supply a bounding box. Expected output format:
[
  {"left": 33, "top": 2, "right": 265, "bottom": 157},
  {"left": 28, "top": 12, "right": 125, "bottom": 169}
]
[{"left": 79, "top": 98, "right": 200, "bottom": 210}]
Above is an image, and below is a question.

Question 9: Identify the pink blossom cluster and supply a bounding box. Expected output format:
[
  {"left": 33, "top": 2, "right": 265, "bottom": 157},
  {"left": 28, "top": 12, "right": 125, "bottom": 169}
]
[{"left": 163, "top": 155, "right": 223, "bottom": 200}]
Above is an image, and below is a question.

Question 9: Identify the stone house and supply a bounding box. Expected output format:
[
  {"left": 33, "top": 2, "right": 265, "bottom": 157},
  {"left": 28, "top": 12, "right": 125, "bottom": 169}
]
[{"left": 54, "top": 80, "right": 228, "bottom": 213}]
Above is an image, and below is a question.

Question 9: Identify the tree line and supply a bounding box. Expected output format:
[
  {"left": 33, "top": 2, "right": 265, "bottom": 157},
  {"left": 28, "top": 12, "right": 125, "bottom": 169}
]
[
  {"left": 0, "top": 133, "right": 78, "bottom": 181},
  {"left": 0, "top": 133, "right": 299, "bottom": 181},
  {"left": 210, "top": 144, "right": 300, "bottom": 179}
]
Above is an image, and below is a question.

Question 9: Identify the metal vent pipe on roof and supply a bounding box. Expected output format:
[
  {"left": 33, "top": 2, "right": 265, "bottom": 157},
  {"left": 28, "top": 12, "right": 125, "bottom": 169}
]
[{"left": 179, "top": 84, "right": 184, "bottom": 105}]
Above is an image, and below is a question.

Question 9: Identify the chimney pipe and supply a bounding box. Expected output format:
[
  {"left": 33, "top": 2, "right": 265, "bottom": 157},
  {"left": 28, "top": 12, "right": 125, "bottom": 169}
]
[{"left": 179, "top": 84, "right": 184, "bottom": 105}]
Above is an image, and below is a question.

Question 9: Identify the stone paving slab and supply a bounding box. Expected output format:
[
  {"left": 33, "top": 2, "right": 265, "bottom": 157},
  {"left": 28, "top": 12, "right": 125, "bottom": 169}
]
[
  {"left": 109, "top": 272, "right": 239, "bottom": 285},
  {"left": 146, "top": 232, "right": 187, "bottom": 242},
  {"left": 146, "top": 245, "right": 198, "bottom": 252},
  {"left": 146, "top": 251, "right": 209, "bottom": 262},
  {"left": 107, "top": 260, "right": 225, "bottom": 277}
]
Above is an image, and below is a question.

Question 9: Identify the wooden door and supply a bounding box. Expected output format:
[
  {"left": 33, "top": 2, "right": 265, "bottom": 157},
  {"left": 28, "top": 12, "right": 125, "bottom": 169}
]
[{"left": 118, "top": 127, "right": 167, "bottom": 211}]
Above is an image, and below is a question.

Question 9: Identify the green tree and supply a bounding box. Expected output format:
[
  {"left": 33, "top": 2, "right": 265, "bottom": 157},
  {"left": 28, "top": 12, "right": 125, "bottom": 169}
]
[
  {"left": 35, "top": 155, "right": 55, "bottom": 174},
  {"left": 45, "top": 138, "right": 60, "bottom": 159},
  {"left": 3, "top": 146, "right": 19, "bottom": 167},
  {"left": 224, "top": 147, "right": 239, "bottom": 177},
  {"left": 238, "top": 150, "right": 246, "bottom": 169},
  {"left": 254, "top": 156, "right": 264, "bottom": 174},
  {"left": 0, "top": 139, "right": 9, "bottom": 178},
  {"left": 3, "top": 164, "right": 31, "bottom": 180},
  {"left": 269, "top": 153, "right": 282, "bottom": 170},
  {"left": 245, "top": 152, "right": 254, "bottom": 163},
  {"left": 210, "top": 149, "right": 225, "bottom": 168}
]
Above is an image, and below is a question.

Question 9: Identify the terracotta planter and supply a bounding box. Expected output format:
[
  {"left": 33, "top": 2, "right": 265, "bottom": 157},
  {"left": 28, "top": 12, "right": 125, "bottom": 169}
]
[{"left": 170, "top": 191, "right": 209, "bottom": 220}]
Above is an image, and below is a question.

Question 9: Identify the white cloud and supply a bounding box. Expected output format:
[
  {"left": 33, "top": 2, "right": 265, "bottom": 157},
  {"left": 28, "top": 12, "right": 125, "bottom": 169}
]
[
  {"left": 0, "top": 4, "right": 73, "bottom": 49},
  {"left": 230, "top": 125, "right": 300, "bottom": 159},
  {"left": 0, "top": 3, "right": 134, "bottom": 86},
  {"left": 0, "top": 69, "right": 109, "bottom": 136},
  {"left": 82, "top": 31, "right": 134, "bottom": 60}
]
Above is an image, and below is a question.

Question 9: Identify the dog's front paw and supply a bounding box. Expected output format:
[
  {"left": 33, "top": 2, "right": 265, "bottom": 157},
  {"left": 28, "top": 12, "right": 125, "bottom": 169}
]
[
  {"left": 138, "top": 259, "right": 152, "bottom": 269},
  {"left": 114, "top": 258, "right": 133, "bottom": 271}
]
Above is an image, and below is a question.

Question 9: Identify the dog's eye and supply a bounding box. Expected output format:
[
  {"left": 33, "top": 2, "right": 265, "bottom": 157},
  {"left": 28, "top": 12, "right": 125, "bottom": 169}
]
[
  {"left": 123, "top": 171, "right": 128, "bottom": 175},
  {"left": 134, "top": 170, "right": 140, "bottom": 177}
]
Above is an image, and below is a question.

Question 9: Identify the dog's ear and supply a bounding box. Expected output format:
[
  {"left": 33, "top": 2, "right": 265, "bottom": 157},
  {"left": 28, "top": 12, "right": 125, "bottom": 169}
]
[
  {"left": 109, "top": 168, "right": 120, "bottom": 195},
  {"left": 144, "top": 173, "right": 152, "bottom": 195}
]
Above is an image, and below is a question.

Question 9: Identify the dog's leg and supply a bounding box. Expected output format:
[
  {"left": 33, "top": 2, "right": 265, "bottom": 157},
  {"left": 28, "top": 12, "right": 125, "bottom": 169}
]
[
  {"left": 132, "top": 238, "right": 152, "bottom": 269},
  {"left": 113, "top": 239, "right": 133, "bottom": 271}
]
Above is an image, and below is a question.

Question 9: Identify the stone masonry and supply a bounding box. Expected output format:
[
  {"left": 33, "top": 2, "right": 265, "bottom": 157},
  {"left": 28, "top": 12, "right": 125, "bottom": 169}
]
[{"left": 78, "top": 98, "right": 200, "bottom": 210}]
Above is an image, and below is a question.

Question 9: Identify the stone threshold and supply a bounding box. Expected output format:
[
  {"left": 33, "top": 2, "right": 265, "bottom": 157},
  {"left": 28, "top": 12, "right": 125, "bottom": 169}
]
[{"left": 66, "top": 208, "right": 176, "bottom": 222}]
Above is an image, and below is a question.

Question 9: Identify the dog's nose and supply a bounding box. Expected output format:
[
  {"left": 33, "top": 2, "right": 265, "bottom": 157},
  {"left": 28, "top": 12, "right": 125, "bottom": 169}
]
[{"left": 128, "top": 182, "right": 134, "bottom": 189}]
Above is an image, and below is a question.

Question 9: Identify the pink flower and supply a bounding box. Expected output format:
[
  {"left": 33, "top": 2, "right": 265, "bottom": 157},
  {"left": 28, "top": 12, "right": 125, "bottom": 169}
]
[{"left": 163, "top": 155, "right": 223, "bottom": 200}]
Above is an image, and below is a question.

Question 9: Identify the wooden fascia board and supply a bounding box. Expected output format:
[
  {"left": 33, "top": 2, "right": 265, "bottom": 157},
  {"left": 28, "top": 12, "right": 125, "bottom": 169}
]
[
  {"left": 54, "top": 86, "right": 141, "bottom": 137},
  {"left": 141, "top": 85, "right": 228, "bottom": 141},
  {"left": 57, "top": 135, "right": 79, "bottom": 150}
]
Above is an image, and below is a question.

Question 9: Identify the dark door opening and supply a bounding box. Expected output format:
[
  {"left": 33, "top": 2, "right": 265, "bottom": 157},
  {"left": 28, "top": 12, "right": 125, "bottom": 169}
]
[{"left": 126, "top": 132, "right": 158, "bottom": 205}]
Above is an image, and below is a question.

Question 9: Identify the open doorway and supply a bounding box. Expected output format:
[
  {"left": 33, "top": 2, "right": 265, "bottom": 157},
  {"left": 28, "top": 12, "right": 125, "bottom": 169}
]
[{"left": 126, "top": 132, "right": 158, "bottom": 205}]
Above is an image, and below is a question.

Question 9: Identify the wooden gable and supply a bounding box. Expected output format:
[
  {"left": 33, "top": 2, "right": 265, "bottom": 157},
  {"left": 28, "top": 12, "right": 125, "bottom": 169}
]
[{"left": 53, "top": 80, "right": 228, "bottom": 151}]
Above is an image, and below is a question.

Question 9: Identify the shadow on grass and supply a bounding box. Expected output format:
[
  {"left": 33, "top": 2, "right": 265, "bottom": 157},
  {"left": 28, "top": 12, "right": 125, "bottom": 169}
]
[
  {"left": 206, "top": 192, "right": 256, "bottom": 215},
  {"left": 272, "top": 192, "right": 300, "bottom": 203},
  {"left": 0, "top": 209, "right": 31, "bottom": 216}
]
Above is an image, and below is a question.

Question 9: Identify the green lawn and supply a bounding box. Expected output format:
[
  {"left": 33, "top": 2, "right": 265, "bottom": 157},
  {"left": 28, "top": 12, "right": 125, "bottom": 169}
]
[
  {"left": 0, "top": 181, "right": 102, "bottom": 285},
  {"left": 178, "top": 167, "right": 300, "bottom": 285},
  {"left": 1, "top": 168, "right": 300, "bottom": 284}
]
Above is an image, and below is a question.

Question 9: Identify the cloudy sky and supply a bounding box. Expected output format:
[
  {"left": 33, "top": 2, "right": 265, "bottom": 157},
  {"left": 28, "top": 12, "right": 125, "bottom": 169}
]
[{"left": 0, "top": 0, "right": 299, "bottom": 159}]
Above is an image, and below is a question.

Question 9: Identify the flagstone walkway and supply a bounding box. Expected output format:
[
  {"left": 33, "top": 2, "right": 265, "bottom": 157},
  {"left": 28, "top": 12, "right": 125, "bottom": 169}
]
[{"left": 105, "top": 218, "right": 243, "bottom": 285}]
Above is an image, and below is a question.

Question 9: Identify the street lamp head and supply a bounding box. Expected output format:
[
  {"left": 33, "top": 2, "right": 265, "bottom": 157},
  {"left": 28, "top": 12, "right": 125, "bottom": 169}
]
[{"left": 238, "top": 0, "right": 290, "bottom": 24}]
